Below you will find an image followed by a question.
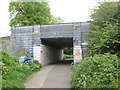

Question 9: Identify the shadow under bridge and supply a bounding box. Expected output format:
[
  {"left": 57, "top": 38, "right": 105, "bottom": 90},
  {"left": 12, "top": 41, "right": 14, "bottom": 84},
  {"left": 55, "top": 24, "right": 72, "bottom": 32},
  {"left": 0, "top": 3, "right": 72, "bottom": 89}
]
[{"left": 39, "top": 38, "right": 73, "bottom": 65}]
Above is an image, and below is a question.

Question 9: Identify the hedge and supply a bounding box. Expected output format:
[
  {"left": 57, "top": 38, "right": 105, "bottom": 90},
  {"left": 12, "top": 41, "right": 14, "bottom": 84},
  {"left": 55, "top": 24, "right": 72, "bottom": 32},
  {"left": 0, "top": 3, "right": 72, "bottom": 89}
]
[{"left": 71, "top": 53, "right": 119, "bottom": 88}]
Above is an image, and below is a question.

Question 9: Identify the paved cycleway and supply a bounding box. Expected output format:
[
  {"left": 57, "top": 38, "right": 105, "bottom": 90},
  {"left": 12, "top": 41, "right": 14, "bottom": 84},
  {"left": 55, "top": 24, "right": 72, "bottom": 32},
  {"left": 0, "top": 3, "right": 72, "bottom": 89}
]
[{"left": 24, "top": 60, "right": 73, "bottom": 88}]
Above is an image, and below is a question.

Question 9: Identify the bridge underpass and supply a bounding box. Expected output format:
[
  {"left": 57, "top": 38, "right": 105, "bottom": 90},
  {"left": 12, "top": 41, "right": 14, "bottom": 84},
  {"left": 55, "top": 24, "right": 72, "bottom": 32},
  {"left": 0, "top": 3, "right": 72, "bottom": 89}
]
[
  {"left": 10, "top": 22, "right": 90, "bottom": 88},
  {"left": 11, "top": 22, "right": 90, "bottom": 65},
  {"left": 39, "top": 38, "right": 73, "bottom": 65}
]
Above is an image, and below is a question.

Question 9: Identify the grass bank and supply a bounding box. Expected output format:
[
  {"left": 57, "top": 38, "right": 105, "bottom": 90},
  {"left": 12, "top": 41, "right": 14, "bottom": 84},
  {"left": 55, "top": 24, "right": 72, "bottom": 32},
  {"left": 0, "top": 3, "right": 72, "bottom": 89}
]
[{"left": 1, "top": 50, "right": 42, "bottom": 89}]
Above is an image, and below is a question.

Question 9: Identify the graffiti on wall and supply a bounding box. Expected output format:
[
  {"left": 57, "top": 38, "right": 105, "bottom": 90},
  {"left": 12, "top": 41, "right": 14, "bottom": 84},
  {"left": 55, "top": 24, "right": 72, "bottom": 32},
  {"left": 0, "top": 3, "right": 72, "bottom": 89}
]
[
  {"left": 74, "top": 46, "right": 82, "bottom": 62},
  {"left": 73, "top": 24, "right": 81, "bottom": 30}
]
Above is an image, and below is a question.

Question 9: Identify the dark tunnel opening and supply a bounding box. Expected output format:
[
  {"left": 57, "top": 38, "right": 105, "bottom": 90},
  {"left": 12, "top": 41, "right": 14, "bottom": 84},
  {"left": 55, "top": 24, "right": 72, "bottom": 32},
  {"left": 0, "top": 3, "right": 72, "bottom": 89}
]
[
  {"left": 41, "top": 38, "right": 73, "bottom": 48},
  {"left": 40, "top": 38, "right": 74, "bottom": 64}
]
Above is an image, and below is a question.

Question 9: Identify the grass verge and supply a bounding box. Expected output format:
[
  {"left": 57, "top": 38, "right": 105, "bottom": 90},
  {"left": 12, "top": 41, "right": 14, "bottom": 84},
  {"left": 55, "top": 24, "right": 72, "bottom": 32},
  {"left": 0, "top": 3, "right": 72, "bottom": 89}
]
[{"left": 1, "top": 50, "right": 42, "bottom": 89}]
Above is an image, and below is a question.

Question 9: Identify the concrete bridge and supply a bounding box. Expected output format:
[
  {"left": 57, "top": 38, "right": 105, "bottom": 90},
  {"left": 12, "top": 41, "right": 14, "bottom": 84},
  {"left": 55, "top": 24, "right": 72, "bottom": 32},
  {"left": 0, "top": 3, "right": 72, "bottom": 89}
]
[{"left": 11, "top": 22, "right": 90, "bottom": 65}]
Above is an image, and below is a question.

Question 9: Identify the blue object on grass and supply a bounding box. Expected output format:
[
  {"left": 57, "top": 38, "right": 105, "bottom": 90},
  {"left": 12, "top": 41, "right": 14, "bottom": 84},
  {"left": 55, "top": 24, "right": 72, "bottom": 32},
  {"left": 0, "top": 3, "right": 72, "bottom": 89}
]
[
  {"left": 19, "top": 56, "right": 33, "bottom": 64},
  {"left": 70, "top": 62, "right": 80, "bottom": 69}
]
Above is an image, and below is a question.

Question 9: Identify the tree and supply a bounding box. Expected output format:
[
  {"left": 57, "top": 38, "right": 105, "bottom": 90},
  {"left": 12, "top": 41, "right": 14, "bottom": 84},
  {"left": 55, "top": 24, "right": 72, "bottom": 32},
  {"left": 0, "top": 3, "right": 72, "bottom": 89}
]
[
  {"left": 51, "top": 16, "right": 63, "bottom": 24},
  {"left": 88, "top": 20, "right": 120, "bottom": 56},
  {"left": 90, "top": 1, "right": 119, "bottom": 26},
  {"left": 9, "top": 1, "right": 63, "bottom": 26},
  {"left": 64, "top": 48, "right": 73, "bottom": 55},
  {"left": 88, "top": 1, "right": 120, "bottom": 56}
]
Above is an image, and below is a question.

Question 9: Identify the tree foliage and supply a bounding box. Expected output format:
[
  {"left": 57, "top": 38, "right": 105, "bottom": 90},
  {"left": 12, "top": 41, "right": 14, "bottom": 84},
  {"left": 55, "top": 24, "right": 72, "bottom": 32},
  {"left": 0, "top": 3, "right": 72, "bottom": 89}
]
[
  {"left": 90, "top": 1, "right": 119, "bottom": 26},
  {"left": 71, "top": 1, "right": 119, "bottom": 89},
  {"left": 9, "top": 1, "right": 63, "bottom": 26},
  {"left": 51, "top": 16, "right": 63, "bottom": 24},
  {"left": 88, "top": 1, "right": 120, "bottom": 56},
  {"left": 64, "top": 48, "right": 73, "bottom": 55}
]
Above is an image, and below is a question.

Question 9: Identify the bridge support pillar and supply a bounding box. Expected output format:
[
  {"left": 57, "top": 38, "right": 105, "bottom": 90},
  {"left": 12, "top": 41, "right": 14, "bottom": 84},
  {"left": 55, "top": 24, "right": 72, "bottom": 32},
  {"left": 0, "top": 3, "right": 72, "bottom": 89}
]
[
  {"left": 33, "top": 46, "right": 41, "bottom": 63},
  {"left": 33, "top": 44, "right": 63, "bottom": 65},
  {"left": 74, "top": 45, "right": 82, "bottom": 62}
]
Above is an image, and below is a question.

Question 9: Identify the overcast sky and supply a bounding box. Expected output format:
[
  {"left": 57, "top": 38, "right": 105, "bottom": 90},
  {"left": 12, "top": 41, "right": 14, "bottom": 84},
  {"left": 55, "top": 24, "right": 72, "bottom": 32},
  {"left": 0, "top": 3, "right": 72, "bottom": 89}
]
[{"left": 0, "top": 0, "right": 103, "bottom": 37}]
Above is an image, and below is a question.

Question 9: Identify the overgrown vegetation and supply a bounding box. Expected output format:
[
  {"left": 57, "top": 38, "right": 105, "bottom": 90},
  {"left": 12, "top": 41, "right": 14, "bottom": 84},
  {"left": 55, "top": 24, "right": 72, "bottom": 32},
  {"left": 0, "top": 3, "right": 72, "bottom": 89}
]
[
  {"left": 0, "top": 41, "right": 4, "bottom": 43},
  {"left": 63, "top": 48, "right": 73, "bottom": 60},
  {"left": 88, "top": 1, "right": 120, "bottom": 56},
  {"left": 88, "top": 20, "right": 119, "bottom": 56},
  {"left": 63, "top": 54, "right": 73, "bottom": 60},
  {"left": 64, "top": 48, "right": 73, "bottom": 55},
  {"left": 1, "top": 50, "right": 42, "bottom": 88},
  {"left": 71, "top": 1, "right": 119, "bottom": 89},
  {"left": 9, "top": 1, "right": 63, "bottom": 26},
  {"left": 71, "top": 54, "right": 119, "bottom": 88}
]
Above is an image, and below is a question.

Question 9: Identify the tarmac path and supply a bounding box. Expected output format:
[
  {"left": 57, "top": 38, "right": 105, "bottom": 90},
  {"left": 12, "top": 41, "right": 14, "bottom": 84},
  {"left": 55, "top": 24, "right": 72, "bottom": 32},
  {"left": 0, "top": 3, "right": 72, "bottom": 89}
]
[{"left": 24, "top": 60, "right": 72, "bottom": 88}]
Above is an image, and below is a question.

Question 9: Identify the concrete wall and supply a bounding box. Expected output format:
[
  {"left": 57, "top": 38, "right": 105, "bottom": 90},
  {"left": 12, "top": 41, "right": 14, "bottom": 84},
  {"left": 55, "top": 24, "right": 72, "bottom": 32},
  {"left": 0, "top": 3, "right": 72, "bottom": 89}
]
[
  {"left": 11, "top": 26, "right": 34, "bottom": 50},
  {"left": 73, "top": 22, "right": 90, "bottom": 46},
  {"left": 11, "top": 24, "right": 73, "bottom": 50},
  {"left": 33, "top": 44, "right": 63, "bottom": 65},
  {"left": 33, "top": 46, "right": 41, "bottom": 63},
  {"left": 73, "top": 22, "right": 90, "bottom": 62},
  {"left": 40, "top": 24, "right": 73, "bottom": 38},
  {"left": 11, "top": 22, "right": 90, "bottom": 65}
]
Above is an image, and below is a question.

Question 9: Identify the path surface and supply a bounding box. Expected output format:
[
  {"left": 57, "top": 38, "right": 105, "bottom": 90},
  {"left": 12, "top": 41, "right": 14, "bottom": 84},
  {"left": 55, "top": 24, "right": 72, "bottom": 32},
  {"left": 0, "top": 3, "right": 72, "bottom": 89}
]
[{"left": 24, "top": 60, "right": 72, "bottom": 88}]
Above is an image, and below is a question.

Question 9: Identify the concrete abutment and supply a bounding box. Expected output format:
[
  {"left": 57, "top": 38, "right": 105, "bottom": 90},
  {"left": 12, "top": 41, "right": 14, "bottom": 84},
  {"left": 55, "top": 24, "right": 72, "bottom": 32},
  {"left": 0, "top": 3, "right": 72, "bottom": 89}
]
[
  {"left": 33, "top": 44, "right": 63, "bottom": 65},
  {"left": 33, "top": 44, "right": 86, "bottom": 65}
]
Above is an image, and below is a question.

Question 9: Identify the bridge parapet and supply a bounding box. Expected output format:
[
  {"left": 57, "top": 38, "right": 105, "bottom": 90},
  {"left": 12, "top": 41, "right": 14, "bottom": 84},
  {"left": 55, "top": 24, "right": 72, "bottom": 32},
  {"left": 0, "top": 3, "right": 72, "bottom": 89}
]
[{"left": 40, "top": 24, "right": 73, "bottom": 38}]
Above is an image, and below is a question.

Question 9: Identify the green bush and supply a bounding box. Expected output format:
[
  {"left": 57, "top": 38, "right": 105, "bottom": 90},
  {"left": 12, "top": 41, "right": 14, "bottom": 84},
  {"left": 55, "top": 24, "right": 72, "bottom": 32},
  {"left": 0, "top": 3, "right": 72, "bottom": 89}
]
[
  {"left": 71, "top": 53, "right": 119, "bottom": 88},
  {"left": 1, "top": 50, "right": 42, "bottom": 88},
  {"left": 64, "top": 48, "right": 73, "bottom": 55},
  {"left": 88, "top": 1, "right": 120, "bottom": 57},
  {"left": 0, "top": 41, "right": 4, "bottom": 43},
  {"left": 63, "top": 54, "right": 73, "bottom": 60}
]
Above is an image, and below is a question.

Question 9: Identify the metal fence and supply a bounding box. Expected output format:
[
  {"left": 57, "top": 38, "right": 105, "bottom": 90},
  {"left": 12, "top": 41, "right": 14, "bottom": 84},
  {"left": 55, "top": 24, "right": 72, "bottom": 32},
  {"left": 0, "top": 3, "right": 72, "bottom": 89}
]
[{"left": 0, "top": 40, "right": 26, "bottom": 57}]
